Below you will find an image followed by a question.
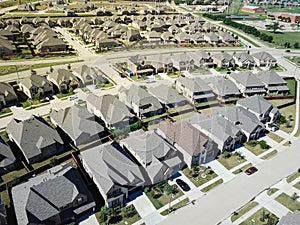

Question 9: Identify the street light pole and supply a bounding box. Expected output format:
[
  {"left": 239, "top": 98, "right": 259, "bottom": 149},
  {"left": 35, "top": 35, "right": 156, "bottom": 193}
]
[{"left": 15, "top": 65, "right": 20, "bottom": 83}]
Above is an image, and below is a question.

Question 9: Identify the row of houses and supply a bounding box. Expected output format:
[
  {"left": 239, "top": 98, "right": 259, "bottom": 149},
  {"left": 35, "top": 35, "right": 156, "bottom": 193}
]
[
  {"left": 126, "top": 51, "right": 278, "bottom": 77},
  {"left": 0, "top": 64, "right": 109, "bottom": 109},
  {"left": 2, "top": 91, "right": 280, "bottom": 224},
  {"left": 80, "top": 94, "right": 279, "bottom": 207}
]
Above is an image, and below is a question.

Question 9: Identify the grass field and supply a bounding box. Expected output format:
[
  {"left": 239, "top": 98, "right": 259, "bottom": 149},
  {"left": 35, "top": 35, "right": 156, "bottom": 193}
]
[
  {"left": 259, "top": 31, "right": 300, "bottom": 49},
  {"left": 0, "top": 60, "right": 83, "bottom": 76},
  {"left": 201, "top": 179, "right": 223, "bottom": 192},
  {"left": 265, "top": 5, "right": 300, "bottom": 13}
]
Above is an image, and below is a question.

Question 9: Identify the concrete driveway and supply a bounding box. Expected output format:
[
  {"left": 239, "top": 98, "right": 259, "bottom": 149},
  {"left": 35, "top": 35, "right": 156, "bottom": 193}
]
[
  {"left": 205, "top": 160, "right": 235, "bottom": 182},
  {"left": 78, "top": 214, "right": 99, "bottom": 225}
]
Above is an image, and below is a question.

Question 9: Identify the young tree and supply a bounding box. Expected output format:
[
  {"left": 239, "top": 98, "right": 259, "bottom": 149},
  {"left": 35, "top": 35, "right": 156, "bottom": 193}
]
[
  {"left": 294, "top": 42, "right": 299, "bottom": 49},
  {"left": 265, "top": 22, "right": 283, "bottom": 33}
]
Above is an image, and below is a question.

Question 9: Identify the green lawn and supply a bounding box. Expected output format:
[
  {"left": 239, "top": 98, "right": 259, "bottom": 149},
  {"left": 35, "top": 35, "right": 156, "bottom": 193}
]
[
  {"left": 244, "top": 143, "right": 267, "bottom": 155},
  {"left": 231, "top": 201, "right": 258, "bottom": 222},
  {"left": 261, "top": 150, "right": 278, "bottom": 160},
  {"left": 233, "top": 163, "right": 252, "bottom": 175},
  {"left": 217, "top": 153, "right": 246, "bottom": 170},
  {"left": 56, "top": 91, "right": 74, "bottom": 99},
  {"left": 0, "top": 60, "right": 83, "bottom": 76},
  {"left": 31, "top": 150, "right": 73, "bottom": 170},
  {"left": 259, "top": 30, "right": 300, "bottom": 49},
  {"left": 294, "top": 181, "right": 300, "bottom": 190},
  {"left": 141, "top": 113, "right": 168, "bottom": 123},
  {"left": 146, "top": 182, "right": 184, "bottom": 209},
  {"left": 266, "top": 5, "right": 300, "bottom": 13},
  {"left": 1, "top": 168, "right": 27, "bottom": 183},
  {"left": 200, "top": 179, "right": 223, "bottom": 192},
  {"left": 286, "top": 79, "right": 296, "bottom": 97},
  {"left": 182, "top": 166, "right": 218, "bottom": 187},
  {"left": 239, "top": 208, "right": 279, "bottom": 225},
  {"left": 287, "top": 171, "right": 300, "bottom": 183},
  {"left": 0, "top": 108, "right": 12, "bottom": 116},
  {"left": 266, "top": 132, "right": 284, "bottom": 143},
  {"left": 160, "top": 198, "right": 189, "bottom": 216},
  {"left": 267, "top": 188, "right": 279, "bottom": 196},
  {"left": 286, "top": 56, "right": 300, "bottom": 67},
  {"left": 275, "top": 193, "right": 300, "bottom": 211},
  {"left": 0, "top": 190, "right": 10, "bottom": 207}
]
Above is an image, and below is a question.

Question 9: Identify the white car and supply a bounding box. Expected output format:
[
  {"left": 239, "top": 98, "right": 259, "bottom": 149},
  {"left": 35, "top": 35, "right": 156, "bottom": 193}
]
[{"left": 267, "top": 123, "right": 279, "bottom": 132}]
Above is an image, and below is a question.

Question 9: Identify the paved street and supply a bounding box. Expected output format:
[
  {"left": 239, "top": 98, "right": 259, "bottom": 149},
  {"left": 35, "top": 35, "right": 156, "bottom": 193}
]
[{"left": 160, "top": 138, "right": 300, "bottom": 225}]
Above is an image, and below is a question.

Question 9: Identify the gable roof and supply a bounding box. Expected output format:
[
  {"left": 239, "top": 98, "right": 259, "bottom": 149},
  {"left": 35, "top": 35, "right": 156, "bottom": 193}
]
[
  {"left": 80, "top": 141, "right": 145, "bottom": 194},
  {"left": 205, "top": 77, "right": 240, "bottom": 97},
  {"left": 229, "top": 71, "right": 265, "bottom": 87},
  {"left": 157, "top": 121, "right": 211, "bottom": 156},
  {"left": 0, "top": 137, "right": 16, "bottom": 168},
  {"left": 20, "top": 74, "right": 52, "bottom": 90},
  {"left": 237, "top": 95, "right": 277, "bottom": 115},
  {"left": 148, "top": 85, "right": 187, "bottom": 105},
  {"left": 213, "top": 106, "right": 264, "bottom": 134},
  {"left": 6, "top": 115, "right": 63, "bottom": 160},
  {"left": 50, "top": 105, "right": 104, "bottom": 143},
  {"left": 252, "top": 51, "right": 276, "bottom": 62},
  {"left": 177, "top": 76, "right": 213, "bottom": 93},
  {"left": 49, "top": 69, "right": 79, "bottom": 86},
  {"left": 12, "top": 163, "right": 94, "bottom": 225},
  {"left": 256, "top": 71, "right": 287, "bottom": 85},
  {"left": 86, "top": 94, "right": 134, "bottom": 125},
  {"left": 0, "top": 82, "right": 17, "bottom": 99},
  {"left": 121, "top": 130, "right": 174, "bottom": 165},
  {"left": 119, "top": 84, "right": 162, "bottom": 112}
]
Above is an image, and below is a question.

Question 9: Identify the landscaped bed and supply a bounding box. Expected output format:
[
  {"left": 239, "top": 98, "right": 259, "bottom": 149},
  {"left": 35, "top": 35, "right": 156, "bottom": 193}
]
[
  {"left": 182, "top": 166, "right": 217, "bottom": 187},
  {"left": 96, "top": 204, "right": 141, "bottom": 225},
  {"left": 145, "top": 181, "right": 183, "bottom": 209}
]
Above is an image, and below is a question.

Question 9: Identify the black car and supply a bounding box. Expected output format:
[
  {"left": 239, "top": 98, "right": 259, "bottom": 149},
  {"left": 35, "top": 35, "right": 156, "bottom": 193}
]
[{"left": 176, "top": 179, "right": 190, "bottom": 192}]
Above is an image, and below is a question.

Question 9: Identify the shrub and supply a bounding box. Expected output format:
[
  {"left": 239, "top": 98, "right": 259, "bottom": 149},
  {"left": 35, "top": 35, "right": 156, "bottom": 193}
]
[
  {"left": 258, "top": 140, "right": 269, "bottom": 149},
  {"left": 247, "top": 140, "right": 258, "bottom": 147},
  {"left": 164, "top": 183, "right": 173, "bottom": 195},
  {"left": 223, "top": 151, "right": 231, "bottom": 158}
]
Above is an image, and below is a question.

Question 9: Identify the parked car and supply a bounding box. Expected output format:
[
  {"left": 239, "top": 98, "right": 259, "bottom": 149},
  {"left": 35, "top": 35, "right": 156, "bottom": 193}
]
[
  {"left": 267, "top": 123, "right": 279, "bottom": 132},
  {"left": 245, "top": 166, "right": 258, "bottom": 175},
  {"left": 69, "top": 96, "right": 78, "bottom": 101},
  {"left": 176, "top": 179, "right": 190, "bottom": 191}
]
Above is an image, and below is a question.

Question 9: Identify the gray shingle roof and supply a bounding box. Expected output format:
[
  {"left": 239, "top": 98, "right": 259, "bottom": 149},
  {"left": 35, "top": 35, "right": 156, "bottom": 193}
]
[
  {"left": 256, "top": 71, "right": 287, "bottom": 86},
  {"left": 81, "top": 141, "right": 145, "bottom": 194},
  {"left": 205, "top": 77, "right": 240, "bottom": 97},
  {"left": 177, "top": 76, "right": 213, "bottom": 93},
  {"left": 0, "top": 137, "right": 15, "bottom": 168},
  {"left": 121, "top": 130, "right": 174, "bottom": 165},
  {"left": 252, "top": 51, "right": 276, "bottom": 62},
  {"left": 237, "top": 95, "right": 276, "bottom": 115},
  {"left": 50, "top": 105, "right": 104, "bottom": 144},
  {"left": 148, "top": 85, "right": 187, "bottom": 106},
  {"left": 12, "top": 163, "right": 94, "bottom": 225},
  {"left": 278, "top": 211, "right": 300, "bottom": 225},
  {"left": 6, "top": 115, "right": 63, "bottom": 161},
  {"left": 20, "top": 74, "right": 52, "bottom": 90},
  {"left": 86, "top": 94, "right": 134, "bottom": 125},
  {"left": 230, "top": 71, "right": 265, "bottom": 87},
  {"left": 213, "top": 106, "right": 264, "bottom": 134},
  {"left": 0, "top": 82, "right": 17, "bottom": 100},
  {"left": 157, "top": 121, "right": 211, "bottom": 156}
]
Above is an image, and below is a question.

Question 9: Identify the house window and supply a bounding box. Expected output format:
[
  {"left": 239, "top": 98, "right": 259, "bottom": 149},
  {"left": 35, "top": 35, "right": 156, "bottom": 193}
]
[{"left": 77, "top": 197, "right": 83, "bottom": 204}]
